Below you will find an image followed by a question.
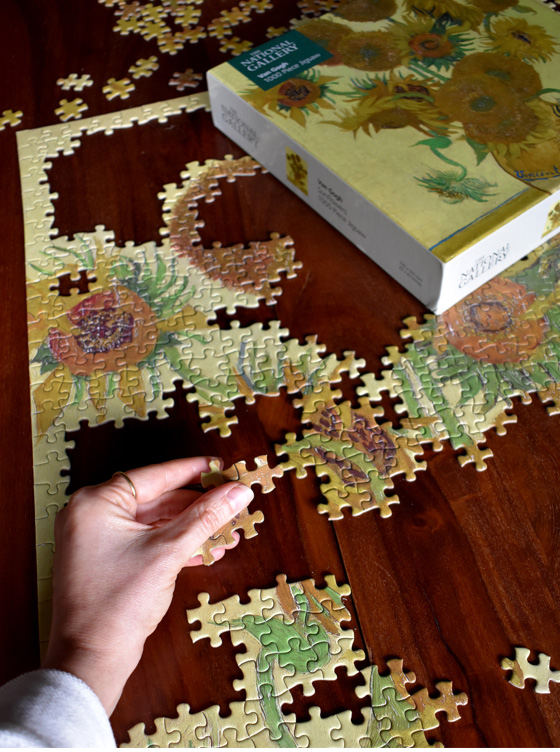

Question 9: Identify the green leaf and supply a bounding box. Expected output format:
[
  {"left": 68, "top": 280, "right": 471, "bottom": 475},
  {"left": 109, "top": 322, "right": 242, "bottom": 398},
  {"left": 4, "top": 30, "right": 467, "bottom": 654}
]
[
  {"left": 466, "top": 137, "right": 489, "bottom": 165},
  {"left": 460, "top": 373, "right": 483, "bottom": 403},
  {"left": 32, "top": 341, "right": 56, "bottom": 365},
  {"left": 39, "top": 360, "right": 59, "bottom": 375},
  {"left": 509, "top": 247, "right": 560, "bottom": 296},
  {"left": 546, "top": 306, "right": 560, "bottom": 332},
  {"left": 415, "top": 135, "right": 452, "bottom": 149}
]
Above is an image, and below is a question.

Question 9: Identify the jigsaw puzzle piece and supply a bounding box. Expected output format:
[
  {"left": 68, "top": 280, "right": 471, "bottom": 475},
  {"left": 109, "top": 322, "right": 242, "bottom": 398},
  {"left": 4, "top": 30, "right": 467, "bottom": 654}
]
[
  {"left": 501, "top": 646, "right": 560, "bottom": 693},
  {"left": 294, "top": 706, "right": 344, "bottom": 747},
  {"left": 409, "top": 681, "right": 468, "bottom": 730},
  {"left": 192, "top": 506, "right": 265, "bottom": 565}
]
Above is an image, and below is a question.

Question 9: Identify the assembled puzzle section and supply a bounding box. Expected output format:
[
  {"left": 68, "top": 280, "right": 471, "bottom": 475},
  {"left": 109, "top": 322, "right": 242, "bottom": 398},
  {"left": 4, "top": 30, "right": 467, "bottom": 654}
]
[{"left": 122, "top": 573, "right": 468, "bottom": 747}]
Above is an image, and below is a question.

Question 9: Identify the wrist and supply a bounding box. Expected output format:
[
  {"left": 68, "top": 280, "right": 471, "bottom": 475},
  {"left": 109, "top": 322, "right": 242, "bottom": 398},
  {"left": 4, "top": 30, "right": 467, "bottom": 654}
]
[{"left": 44, "top": 638, "right": 143, "bottom": 715}]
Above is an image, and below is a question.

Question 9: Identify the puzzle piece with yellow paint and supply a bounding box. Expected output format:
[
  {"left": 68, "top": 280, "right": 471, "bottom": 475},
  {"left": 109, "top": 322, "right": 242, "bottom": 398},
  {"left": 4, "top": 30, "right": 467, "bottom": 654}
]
[
  {"left": 169, "top": 69, "right": 203, "bottom": 90},
  {"left": 102, "top": 77, "right": 135, "bottom": 100},
  {"left": 202, "top": 456, "right": 284, "bottom": 494},
  {"left": 0, "top": 108, "right": 23, "bottom": 129},
  {"left": 57, "top": 73, "right": 93, "bottom": 91},
  {"left": 128, "top": 56, "right": 159, "bottom": 78},
  {"left": 501, "top": 646, "right": 560, "bottom": 693},
  {"left": 55, "top": 98, "right": 88, "bottom": 122}
]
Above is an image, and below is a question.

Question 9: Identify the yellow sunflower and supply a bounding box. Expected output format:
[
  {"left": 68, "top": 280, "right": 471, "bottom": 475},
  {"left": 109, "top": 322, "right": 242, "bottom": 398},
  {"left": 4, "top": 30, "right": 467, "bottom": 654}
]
[
  {"left": 28, "top": 236, "right": 206, "bottom": 434},
  {"left": 337, "top": 30, "right": 404, "bottom": 72},
  {"left": 402, "top": 0, "right": 484, "bottom": 30},
  {"left": 469, "top": 0, "right": 518, "bottom": 10},
  {"left": 483, "top": 18, "right": 557, "bottom": 62},
  {"left": 434, "top": 74, "right": 538, "bottom": 144},
  {"left": 330, "top": 74, "right": 450, "bottom": 135},
  {"left": 333, "top": 0, "right": 397, "bottom": 22},
  {"left": 452, "top": 52, "right": 542, "bottom": 99},
  {"left": 490, "top": 99, "right": 560, "bottom": 183},
  {"left": 242, "top": 73, "right": 338, "bottom": 126},
  {"left": 296, "top": 17, "right": 348, "bottom": 63},
  {"left": 392, "top": 16, "right": 475, "bottom": 68}
]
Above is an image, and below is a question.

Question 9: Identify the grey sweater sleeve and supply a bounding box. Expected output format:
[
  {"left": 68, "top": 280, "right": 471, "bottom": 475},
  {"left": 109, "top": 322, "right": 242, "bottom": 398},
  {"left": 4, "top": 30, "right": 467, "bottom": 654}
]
[{"left": 0, "top": 669, "right": 116, "bottom": 748}]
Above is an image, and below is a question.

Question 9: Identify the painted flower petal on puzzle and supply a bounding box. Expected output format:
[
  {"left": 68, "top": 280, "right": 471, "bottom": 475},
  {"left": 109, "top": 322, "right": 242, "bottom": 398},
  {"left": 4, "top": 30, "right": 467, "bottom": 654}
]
[
  {"left": 29, "top": 232, "right": 210, "bottom": 433},
  {"left": 47, "top": 287, "right": 158, "bottom": 376},
  {"left": 441, "top": 277, "right": 548, "bottom": 364}
]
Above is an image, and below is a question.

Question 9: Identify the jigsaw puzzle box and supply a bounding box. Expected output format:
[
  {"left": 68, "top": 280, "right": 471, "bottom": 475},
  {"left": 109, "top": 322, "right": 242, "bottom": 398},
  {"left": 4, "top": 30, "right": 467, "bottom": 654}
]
[{"left": 207, "top": 0, "right": 560, "bottom": 313}]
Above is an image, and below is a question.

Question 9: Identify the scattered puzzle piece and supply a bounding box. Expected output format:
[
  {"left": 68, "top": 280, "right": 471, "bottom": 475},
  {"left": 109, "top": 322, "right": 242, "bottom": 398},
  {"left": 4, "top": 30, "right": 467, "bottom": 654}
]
[
  {"left": 409, "top": 681, "right": 469, "bottom": 730},
  {"left": 56, "top": 73, "right": 93, "bottom": 91},
  {"left": 501, "top": 647, "right": 560, "bottom": 693},
  {"left": 0, "top": 108, "right": 23, "bottom": 129},
  {"left": 129, "top": 56, "right": 159, "bottom": 79},
  {"left": 169, "top": 69, "right": 203, "bottom": 90},
  {"left": 102, "top": 77, "right": 135, "bottom": 100},
  {"left": 55, "top": 98, "right": 88, "bottom": 122}
]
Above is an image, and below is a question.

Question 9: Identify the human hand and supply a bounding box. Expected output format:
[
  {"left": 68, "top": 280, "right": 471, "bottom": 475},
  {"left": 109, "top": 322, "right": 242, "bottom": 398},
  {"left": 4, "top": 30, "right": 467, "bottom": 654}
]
[{"left": 43, "top": 456, "right": 254, "bottom": 716}]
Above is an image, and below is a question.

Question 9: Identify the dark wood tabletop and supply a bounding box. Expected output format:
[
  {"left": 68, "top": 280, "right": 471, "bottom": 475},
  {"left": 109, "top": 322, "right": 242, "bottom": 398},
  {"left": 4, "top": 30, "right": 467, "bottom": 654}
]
[{"left": 1, "top": 0, "right": 560, "bottom": 747}]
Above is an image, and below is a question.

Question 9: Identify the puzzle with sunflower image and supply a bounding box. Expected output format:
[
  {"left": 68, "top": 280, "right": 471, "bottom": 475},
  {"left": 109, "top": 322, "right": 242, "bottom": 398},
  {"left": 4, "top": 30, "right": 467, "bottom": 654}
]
[
  {"left": 18, "top": 93, "right": 560, "bottom": 653},
  {"left": 121, "top": 573, "right": 468, "bottom": 747},
  {"left": 19, "top": 96, "right": 374, "bottom": 646},
  {"left": 207, "top": 0, "right": 560, "bottom": 311}
]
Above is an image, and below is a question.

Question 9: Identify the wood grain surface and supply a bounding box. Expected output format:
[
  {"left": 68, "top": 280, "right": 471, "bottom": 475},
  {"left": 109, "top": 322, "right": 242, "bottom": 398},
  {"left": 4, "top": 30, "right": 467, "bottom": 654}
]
[{"left": 1, "top": 0, "right": 560, "bottom": 747}]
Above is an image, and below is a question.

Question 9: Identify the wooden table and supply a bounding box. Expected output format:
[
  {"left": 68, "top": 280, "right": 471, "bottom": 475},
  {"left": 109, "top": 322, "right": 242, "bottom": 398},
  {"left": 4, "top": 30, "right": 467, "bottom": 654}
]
[{"left": 1, "top": 0, "right": 560, "bottom": 746}]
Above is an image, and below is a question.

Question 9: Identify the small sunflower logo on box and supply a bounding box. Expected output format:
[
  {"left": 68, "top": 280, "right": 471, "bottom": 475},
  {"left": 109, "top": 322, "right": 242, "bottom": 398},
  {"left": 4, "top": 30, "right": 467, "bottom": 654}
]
[
  {"left": 286, "top": 148, "right": 309, "bottom": 194},
  {"left": 543, "top": 201, "right": 560, "bottom": 237}
]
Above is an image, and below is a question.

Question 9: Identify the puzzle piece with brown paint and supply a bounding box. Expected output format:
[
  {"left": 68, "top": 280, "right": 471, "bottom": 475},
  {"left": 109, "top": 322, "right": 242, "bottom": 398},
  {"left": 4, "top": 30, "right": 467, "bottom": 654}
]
[{"left": 501, "top": 646, "right": 560, "bottom": 694}]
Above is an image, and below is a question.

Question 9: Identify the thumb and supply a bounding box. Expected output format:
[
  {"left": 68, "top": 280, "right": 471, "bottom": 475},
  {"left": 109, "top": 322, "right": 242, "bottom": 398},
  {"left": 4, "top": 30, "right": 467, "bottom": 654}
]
[{"left": 156, "top": 482, "right": 254, "bottom": 565}]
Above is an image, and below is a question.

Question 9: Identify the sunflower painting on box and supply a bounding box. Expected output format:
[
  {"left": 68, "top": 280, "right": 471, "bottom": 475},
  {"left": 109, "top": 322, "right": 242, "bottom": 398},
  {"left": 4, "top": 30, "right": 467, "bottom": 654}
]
[{"left": 229, "top": 0, "right": 560, "bottom": 257}]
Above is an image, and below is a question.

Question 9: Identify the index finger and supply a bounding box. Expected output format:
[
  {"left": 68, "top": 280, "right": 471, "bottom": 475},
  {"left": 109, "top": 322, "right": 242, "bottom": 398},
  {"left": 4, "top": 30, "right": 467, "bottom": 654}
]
[{"left": 111, "top": 456, "right": 221, "bottom": 506}]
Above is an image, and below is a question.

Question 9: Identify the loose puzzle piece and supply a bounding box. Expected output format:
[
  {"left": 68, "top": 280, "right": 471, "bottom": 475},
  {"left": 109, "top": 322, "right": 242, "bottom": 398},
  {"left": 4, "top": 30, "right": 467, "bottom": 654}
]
[
  {"left": 169, "top": 69, "right": 203, "bottom": 90},
  {"left": 202, "top": 456, "right": 284, "bottom": 495},
  {"left": 103, "top": 0, "right": 276, "bottom": 56},
  {"left": 409, "top": 681, "right": 469, "bottom": 731},
  {"left": 56, "top": 73, "right": 93, "bottom": 91},
  {"left": 191, "top": 506, "right": 265, "bottom": 565},
  {"left": 55, "top": 98, "right": 88, "bottom": 122},
  {"left": 501, "top": 646, "right": 560, "bottom": 693},
  {"left": 0, "top": 108, "right": 23, "bottom": 129},
  {"left": 102, "top": 77, "right": 135, "bottom": 100},
  {"left": 128, "top": 56, "right": 159, "bottom": 79}
]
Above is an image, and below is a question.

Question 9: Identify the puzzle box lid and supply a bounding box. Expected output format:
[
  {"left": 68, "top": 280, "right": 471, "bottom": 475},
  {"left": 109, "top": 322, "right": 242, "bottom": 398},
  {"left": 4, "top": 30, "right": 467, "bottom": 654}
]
[{"left": 208, "top": 0, "right": 560, "bottom": 263}]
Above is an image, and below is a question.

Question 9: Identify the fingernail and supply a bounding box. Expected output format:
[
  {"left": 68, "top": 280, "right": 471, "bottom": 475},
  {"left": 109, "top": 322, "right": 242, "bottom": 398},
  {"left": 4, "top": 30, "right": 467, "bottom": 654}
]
[{"left": 226, "top": 484, "right": 254, "bottom": 507}]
